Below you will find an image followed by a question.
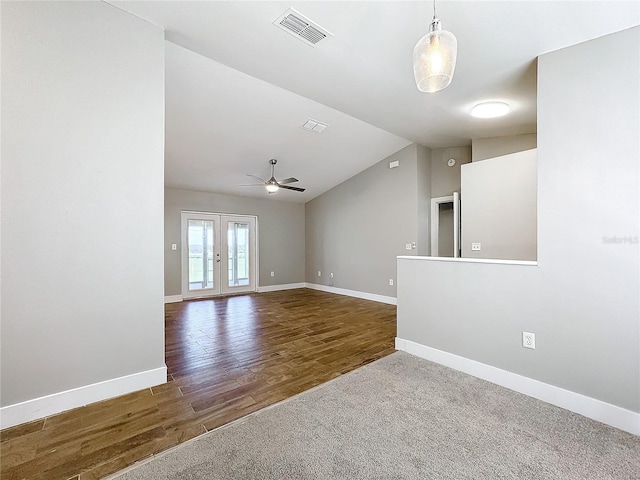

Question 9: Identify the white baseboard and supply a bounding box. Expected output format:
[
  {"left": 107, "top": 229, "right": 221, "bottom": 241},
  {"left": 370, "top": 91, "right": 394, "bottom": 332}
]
[
  {"left": 257, "top": 283, "right": 306, "bottom": 293},
  {"left": 164, "top": 295, "right": 183, "bottom": 303},
  {"left": 395, "top": 338, "right": 639, "bottom": 436},
  {"left": 306, "top": 283, "right": 397, "bottom": 305},
  {"left": 0, "top": 366, "right": 167, "bottom": 430},
  {"left": 165, "top": 285, "right": 395, "bottom": 306}
]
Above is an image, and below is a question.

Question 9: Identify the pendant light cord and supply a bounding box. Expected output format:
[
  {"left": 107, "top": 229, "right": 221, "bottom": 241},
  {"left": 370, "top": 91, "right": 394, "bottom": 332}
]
[{"left": 433, "top": 0, "right": 437, "bottom": 20}]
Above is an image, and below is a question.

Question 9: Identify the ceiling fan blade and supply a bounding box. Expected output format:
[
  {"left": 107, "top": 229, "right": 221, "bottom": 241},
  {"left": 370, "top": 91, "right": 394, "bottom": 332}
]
[
  {"left": 238, "top": 184, "right": 265, "bottom": 187},
  {"left": 278, "top": 177, "right": 298, "bottom": 185},
  {"left": 246, "top": 174, "right": 266, "bottom": 183},
  {"left": 278, "top": 184, "right": 306, "bottom": 192}
]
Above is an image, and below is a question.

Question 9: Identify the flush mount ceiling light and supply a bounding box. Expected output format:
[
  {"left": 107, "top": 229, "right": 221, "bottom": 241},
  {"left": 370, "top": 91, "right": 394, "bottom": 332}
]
[
  {"left": 471, "top": 101, "right": 511, "bottom": 118},
  {"left": 413, "top": 0, "right": 458, "bottom": 93}
]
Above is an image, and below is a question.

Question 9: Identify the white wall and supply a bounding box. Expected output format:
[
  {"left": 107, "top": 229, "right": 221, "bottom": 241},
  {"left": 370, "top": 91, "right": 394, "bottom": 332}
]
[
  {"left": 472, "top": 134, "right": 537, "bottom": 162},
  {"left": 461, "top": 149, "right": 537, "bottom": 260},
  {"left": 430, "top": 145, "right": 472, "bottom": 198},
  {"left": 1, "top": 2, "right": 166, "bottom": 426},
  {"left": 416, "top": 144, "right": 432, "bottom": 256},
  {"left": 305, "top": 144, "right": 423, "bottom": 298},
  {"left": 397, "top": 27, "right": 639, "bottom": 433}
]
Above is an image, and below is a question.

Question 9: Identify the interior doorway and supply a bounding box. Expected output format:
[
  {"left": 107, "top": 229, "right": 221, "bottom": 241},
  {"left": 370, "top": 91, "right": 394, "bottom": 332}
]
[
  {"left": 430, "top": 193, "right": 460, "bottom": 257},
  {"left": 181, "top": 212, "right": 257, "bottom": 298}
]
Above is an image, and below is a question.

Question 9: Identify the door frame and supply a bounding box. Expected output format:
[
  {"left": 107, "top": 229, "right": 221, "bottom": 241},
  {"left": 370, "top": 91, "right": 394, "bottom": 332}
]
[
  {"left": 181, "top": 211, "right": 258, "bottom": 299},
  {"left": 430, "top": 193, "right": 460, "bottom": 257}
]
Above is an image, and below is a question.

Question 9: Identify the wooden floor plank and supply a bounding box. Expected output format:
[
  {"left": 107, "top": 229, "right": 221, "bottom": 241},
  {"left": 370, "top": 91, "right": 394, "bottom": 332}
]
[{"left": 0, "top": 288, "right": 396, "bottom": 479}]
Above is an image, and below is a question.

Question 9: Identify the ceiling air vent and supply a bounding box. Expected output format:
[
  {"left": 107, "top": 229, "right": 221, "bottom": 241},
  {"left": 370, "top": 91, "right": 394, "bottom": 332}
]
[
  {"left": 273, "top": 8, "right": 333, "bottom": 47},
  {"left": 301, "top": 119, "right": 329, "bottom": 133}
]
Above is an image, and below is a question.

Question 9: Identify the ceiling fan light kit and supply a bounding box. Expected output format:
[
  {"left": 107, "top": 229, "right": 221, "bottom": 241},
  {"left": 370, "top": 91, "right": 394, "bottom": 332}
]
[
  {"left": 239, "top": 159, "right": 306, "bottom": 195},
  {"left": 413, "top": 0, "right": 457, "bottom": 93}
]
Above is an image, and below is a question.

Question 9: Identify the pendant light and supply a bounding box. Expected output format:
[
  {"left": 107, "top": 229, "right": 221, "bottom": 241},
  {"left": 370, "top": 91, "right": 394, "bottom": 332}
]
[{"left": 413, "top": 0, "right": 457, "bottom": 93}]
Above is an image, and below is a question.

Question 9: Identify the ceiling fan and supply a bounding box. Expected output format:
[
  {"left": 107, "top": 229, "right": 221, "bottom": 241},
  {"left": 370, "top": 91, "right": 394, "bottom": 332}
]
[{"left": 240, "top": 159, "right": 306, "bottom": 194}]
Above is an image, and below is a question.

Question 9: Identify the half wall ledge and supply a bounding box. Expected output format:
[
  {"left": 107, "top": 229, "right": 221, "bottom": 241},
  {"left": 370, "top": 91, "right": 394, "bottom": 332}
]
[{"left": 397, "top": 255, "right": 537, "bottom": 266}]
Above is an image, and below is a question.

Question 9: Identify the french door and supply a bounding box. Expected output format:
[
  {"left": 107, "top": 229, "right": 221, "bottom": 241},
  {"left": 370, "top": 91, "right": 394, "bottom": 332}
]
[{"left": 181, "top": 212, "right": 257, "bottom": 299}]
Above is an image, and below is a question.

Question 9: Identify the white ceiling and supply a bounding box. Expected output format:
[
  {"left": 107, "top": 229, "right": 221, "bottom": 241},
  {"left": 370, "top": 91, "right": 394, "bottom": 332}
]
[{"left": 110, "top": 1, "right": 639, "bottom": 203}]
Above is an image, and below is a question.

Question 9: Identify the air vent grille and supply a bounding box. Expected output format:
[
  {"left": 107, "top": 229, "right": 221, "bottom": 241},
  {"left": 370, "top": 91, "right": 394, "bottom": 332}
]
[
  {"left": 274, "top": 8, "right": 332, "bottom": 47},
  {"left": 301, "top": 119, "right": 329, "bottom": 133},
  {"left": 280, "top": 14, "right": 326, "bottom": 44}
]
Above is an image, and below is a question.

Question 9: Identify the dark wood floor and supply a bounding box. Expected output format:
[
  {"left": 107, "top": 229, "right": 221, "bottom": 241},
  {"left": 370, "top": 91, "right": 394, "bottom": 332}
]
[{"left": 0, "top": 288, "right": 397, "bottom": 479}]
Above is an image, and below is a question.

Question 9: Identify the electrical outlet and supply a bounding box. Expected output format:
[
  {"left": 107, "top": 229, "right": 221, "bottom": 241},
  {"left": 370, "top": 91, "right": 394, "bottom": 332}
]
[
  {"left": 389, "top": 279, "right": 394, "bottom": 286},
  {"left": 522, "top": 332, "right": 535, "bottom": 349},
  {"left": 270, "top": 271, "right": 275, "bottom": 277},
  {"left": 405, "top": 243, "right": 412, "bottom": 250},
  {"left": 472, "top": 243, "right": 481, "bottom": 251},
  {"left": 171, "top": 243, "right": 177, "bottom": 251},
  {"left": 318, "top": 271, "right": 321, "bottom": 277},
  {"left": 330, "top": 273, "right": 334, "bottom": 279}
]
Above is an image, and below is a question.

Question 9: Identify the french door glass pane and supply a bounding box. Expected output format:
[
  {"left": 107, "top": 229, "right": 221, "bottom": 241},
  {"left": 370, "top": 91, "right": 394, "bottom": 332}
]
[
  {"left": 227, "top": 222, "right": 250, "bottom": 287},
  {"left": 188, "top": 219, "right": 215, "bottom": 290}
]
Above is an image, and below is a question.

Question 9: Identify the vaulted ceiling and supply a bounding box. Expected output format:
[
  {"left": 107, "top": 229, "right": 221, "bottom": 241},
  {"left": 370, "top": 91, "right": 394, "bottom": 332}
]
[{"left": 110, "top": 1, "right": 639, "bottom": 202}]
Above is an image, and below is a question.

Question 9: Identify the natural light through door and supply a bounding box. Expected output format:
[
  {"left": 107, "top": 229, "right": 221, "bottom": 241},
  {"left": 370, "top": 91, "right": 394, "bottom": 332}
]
[
  {"left": 181, "top": 212, "right": 257, "bottom": 298},
  {"left": 221, "top": 215, "right": 256, "bottom": 295},
  {"left": 187, "top": 219, "right": 217, "bottom": 291},
  {"left": 227, "top": 222, "right": 249, "bottom": 287}
]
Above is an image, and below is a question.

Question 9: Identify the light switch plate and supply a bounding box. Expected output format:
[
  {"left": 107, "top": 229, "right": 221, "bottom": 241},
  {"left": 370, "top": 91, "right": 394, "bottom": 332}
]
[{"left": 171, "top": 244, "right": 177, "bottom": 251}]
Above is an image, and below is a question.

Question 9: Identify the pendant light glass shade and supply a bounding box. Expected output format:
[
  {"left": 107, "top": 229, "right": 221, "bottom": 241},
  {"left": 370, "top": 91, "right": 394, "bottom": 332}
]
[{"left": 413, "top": 18, "right": 457, "bottom": 93}]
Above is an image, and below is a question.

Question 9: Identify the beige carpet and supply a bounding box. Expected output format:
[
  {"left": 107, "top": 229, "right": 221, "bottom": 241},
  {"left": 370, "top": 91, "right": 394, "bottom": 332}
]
[{"left": 111, "top": 352, "right": 640, "bottom": 479}]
